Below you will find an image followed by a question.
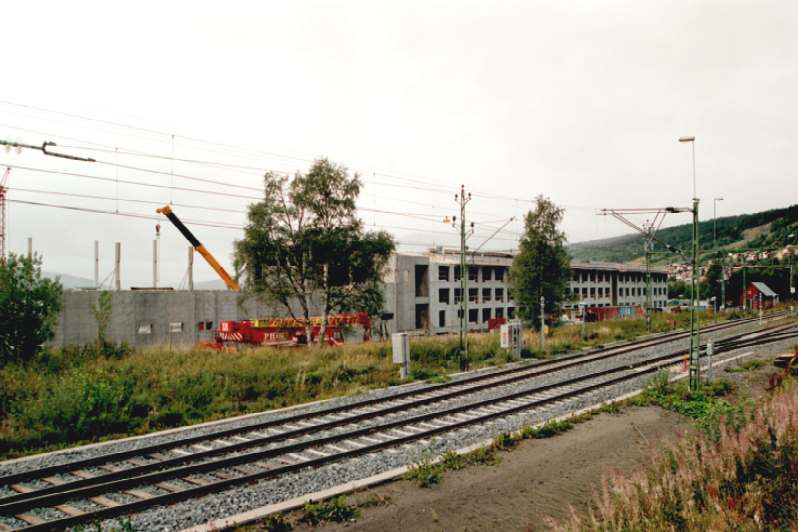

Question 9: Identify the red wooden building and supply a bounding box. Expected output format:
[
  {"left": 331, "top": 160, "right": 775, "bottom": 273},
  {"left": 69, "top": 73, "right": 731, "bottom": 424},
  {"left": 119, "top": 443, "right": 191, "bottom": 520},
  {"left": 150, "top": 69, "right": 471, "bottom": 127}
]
[{"left": 740, "top": 282, "right": 779, "bottom": 310}]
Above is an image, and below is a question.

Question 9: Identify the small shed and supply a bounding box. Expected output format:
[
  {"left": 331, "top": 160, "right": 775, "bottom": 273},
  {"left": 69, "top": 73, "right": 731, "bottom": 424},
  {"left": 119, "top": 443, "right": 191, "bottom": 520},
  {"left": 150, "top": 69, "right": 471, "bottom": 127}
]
[{"left": 741, "top": 282, "right": 779, "bottom": 310}]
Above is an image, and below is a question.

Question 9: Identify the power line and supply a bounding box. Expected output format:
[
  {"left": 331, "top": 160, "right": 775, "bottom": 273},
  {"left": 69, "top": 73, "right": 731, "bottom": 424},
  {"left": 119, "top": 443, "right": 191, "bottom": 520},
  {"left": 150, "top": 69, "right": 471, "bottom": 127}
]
[
  {"left": 0, "top": 126, "right": 525, "bottom": 217},
  {"left": 8, "top": 185, "right": 518, "bottom": 242},
  {"left": 0, "top": 121, "right": 601, "bottom": 216},
  {"left": 0, "top": 100, "right": 552, "bottom": 204},
  {"left": 0, "top": 163, "right": 458, "bottom": 222},
  {"left": 7, "top": 198, "right": 496, "bottom": 251}
]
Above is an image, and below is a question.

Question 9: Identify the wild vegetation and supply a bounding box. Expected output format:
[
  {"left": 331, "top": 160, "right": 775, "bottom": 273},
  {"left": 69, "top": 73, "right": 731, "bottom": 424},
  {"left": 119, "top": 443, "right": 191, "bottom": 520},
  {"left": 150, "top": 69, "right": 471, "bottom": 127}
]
[
  {"left": 0, "top": 310, "right": 731, "bottom": 459},
  {"left": 0, "top": 253, "right": 63, "bottom": 364},
  {"left": 556, "top": 377, "right": 798, "bottom": 531},
  {"left": 234, "top": 158, "right": 394, "bottom": 343},
  {"left": 510, "top": 195, "right": 571, "bottom": 327}
]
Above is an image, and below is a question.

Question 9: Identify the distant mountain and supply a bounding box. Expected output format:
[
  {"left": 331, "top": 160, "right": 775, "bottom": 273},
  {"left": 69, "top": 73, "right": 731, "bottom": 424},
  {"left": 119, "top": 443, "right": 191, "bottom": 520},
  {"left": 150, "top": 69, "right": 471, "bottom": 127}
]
[
  {"left": 568, "top": 204, "right": 798, "bottom": 264},
  {"left": 43, "top": 272, "right": 96, "bottom": 289}
]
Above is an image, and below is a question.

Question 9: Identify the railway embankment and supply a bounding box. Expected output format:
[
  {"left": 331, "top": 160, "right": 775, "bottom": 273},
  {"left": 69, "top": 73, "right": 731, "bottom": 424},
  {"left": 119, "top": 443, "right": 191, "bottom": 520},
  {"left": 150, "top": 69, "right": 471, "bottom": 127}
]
[
  {"left": 1, "top": 311, "right": 731, "bottom": 459},
  {"left": 290, "top": 345, "right": 798, "bottom": 532},
  {"left": 0, "top": 313, "right": 794, "bottom": 530}
]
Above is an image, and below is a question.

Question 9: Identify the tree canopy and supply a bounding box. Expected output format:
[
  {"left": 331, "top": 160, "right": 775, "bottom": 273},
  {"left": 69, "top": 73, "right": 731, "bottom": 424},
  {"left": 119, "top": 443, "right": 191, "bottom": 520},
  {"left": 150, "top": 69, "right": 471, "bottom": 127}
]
[
  {"left": 235, "top": 158, "right": 394, "bottom": 343},
  {"left": 509, "top": 196, "right": 571, "bottom": 327},
  {"left": 0, "top": 253, "right": 63, "bottom": 364}
]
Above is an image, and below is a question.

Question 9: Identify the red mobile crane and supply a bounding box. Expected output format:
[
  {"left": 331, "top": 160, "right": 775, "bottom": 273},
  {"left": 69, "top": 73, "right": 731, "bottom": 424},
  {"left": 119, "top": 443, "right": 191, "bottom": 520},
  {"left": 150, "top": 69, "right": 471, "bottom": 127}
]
[
  {"left": 156, "top": 205, "right": 372, "bottom": 348},
  {"left": 204, "top": 312, "right": 372, "bottom": 349}
]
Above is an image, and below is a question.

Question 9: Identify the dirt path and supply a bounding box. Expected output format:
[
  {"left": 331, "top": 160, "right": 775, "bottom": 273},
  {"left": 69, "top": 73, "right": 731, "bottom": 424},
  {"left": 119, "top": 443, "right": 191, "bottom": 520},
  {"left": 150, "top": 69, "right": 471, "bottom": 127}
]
[
  {"left": 305, "top": 407, "right": 689, "bottom": 532},
  {"left": 283, "top": 355, "right": 785, "bottom": 532}
]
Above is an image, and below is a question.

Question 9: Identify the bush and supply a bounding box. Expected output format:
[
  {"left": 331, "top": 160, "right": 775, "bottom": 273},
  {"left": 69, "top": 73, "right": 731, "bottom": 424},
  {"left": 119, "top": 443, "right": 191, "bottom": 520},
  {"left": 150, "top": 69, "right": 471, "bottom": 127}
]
[
  {"left": 301, "top": 496, "right": 360, "bottom": 524},
  {"left": 0, "top": 253, "right": 62, "bottom": 364},
  {"left": 9, "top": 370, "right": 139, "bottom": 448},
  {"left": 635, "top": 372, "right": 740, "bottom": 441},
  {"left": 404, "top": 453, "right": 443, "bottom": 487},
  {"left": 556, "top": 381, "right": 798, "bottom": 530}
]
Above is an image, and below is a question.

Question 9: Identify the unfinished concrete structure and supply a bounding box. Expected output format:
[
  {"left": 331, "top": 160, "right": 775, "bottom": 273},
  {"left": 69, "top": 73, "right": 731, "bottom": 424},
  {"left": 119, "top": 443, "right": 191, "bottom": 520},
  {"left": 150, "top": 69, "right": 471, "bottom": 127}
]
[
  {"left": 383, "top": 249, "right": 516, "bottom": 334},
  {"left": 52, "top": 254, "right": 671, "bottom": 347},
  {"left": 564, "top": 260, "right": 669, "bottom": 312},
  {"left": 52, "top": 290, "right": 319, "bottom": 348}
]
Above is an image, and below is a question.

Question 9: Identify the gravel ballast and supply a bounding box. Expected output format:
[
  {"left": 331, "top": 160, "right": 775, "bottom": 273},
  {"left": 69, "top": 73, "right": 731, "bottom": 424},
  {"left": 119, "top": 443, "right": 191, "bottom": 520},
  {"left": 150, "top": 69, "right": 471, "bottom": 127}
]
[
  {"left": 0, "top": 316, "right": 793, "bottom": 531},
  {"left": 1, "top": 318, "right": 778, "bottom": 481},
  {"left": 120, "top": 333, "right": 798, "bottom": 531}
]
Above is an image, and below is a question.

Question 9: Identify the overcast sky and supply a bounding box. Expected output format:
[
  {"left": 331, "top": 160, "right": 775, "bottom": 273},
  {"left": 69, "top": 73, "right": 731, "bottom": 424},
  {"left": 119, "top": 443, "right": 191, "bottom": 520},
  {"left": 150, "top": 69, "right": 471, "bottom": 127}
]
[{"left": 1, "top": 1, "right": 796, "bottom": 287}]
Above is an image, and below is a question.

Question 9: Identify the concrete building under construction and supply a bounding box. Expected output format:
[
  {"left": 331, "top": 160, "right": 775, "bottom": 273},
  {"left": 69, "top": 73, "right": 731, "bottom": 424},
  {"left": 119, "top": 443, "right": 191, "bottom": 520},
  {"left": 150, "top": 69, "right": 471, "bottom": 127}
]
[
  {"left": 382, "top": 249, "right": 516, "bottom": 334},
  {"left": 50, "top": 250, "right": 671, "bottom": 345},
  {"left": 563, "top": 260, "right": 669, "bottom": 317}
]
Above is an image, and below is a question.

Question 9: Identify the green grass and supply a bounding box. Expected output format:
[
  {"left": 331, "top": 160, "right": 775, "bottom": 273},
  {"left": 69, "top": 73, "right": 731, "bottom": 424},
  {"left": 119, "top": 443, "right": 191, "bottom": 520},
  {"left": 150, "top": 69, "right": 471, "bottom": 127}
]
[
  {"left": 556, "top": 379, "right": 798, "bottom": 531},
  {"left": 633, "top": 370, "right": 747, "bottom": 441},
  {"left": 404, "top": 446, "right": 502, "bottom": 487},
  {"left": 404, "top": 411, "right": 608, "bottom": 488},
  {"left": 725, "top": 358, "right": 767, "bottom": 373},
  {"left": 300, "top": 496, "right": 360, "bottom": 525},
  {"left": 0, "top": 310, "right": 739, "bottom": 459}
]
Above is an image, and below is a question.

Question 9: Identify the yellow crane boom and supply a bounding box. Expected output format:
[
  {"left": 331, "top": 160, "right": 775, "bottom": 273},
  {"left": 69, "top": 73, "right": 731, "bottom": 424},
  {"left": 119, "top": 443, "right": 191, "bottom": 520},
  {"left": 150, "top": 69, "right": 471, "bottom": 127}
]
[{"left": 156, "top": 205, "right": 240, "bottom": 291}]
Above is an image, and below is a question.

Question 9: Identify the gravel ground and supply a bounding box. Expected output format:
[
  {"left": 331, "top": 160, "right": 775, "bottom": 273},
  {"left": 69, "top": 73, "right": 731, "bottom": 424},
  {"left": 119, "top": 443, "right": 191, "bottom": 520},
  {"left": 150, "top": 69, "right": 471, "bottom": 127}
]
[
  {"left": 115, "top": 331, "right": 798, "bottom": 532},
  {"left": 0, "top": 317, "right": 792, "bottom": 531},
  {"left": 0, "top": 317, "right": 775, "bottom": 481}
]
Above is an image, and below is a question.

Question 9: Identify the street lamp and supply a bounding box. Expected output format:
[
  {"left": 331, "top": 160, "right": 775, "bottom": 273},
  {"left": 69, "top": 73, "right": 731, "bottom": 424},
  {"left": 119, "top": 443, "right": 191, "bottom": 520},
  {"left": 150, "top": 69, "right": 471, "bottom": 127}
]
[
  {"left": 678, "top": 136, "right": 696, "bottom": 199},
  {"left": 789, "top": 233, "right": 795, "bottom": 298},
  {"left": 713, "top": 197, "right": 724, "bottom": 249},
  {"left": 679, "top": 135, "right": 700, "bottom": 390},
  {"left": 714, "top": 196, "right": 725, "bottom": 310}
]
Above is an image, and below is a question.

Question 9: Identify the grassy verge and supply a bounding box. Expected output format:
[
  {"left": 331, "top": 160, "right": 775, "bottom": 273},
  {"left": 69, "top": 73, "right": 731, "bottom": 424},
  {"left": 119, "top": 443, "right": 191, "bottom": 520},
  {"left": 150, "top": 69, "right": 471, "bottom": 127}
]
[
  {"left": 631, "top": 370, "right": 747, "bottom": 441},
  {"left": 0, "top": 310, "right": 734, "bottom": 459},
  {"left": 725, "top": 358, "right": 767, "bottom": 373},
  {"left": 403, "top": 405, "right": 622, "bottom": 489},
  {"left": 556, "top": 377, "right": 798, "bottom": 531}
]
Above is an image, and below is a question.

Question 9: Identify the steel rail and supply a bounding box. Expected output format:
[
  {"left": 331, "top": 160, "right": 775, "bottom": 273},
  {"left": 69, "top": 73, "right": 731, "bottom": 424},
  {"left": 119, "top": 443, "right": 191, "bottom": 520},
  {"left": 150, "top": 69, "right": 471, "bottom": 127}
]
[
  {"left": 13, "top": 324, "right": 796, "bottom": 532},
  {"left": 0, "top": 313, "right": 784, "bottom": 505},
  {"left": 4, "top": 320, "right": 795, "bottom": 527},
  {"left": 0, "top": 312, "right": 778, "bottom": 491}
]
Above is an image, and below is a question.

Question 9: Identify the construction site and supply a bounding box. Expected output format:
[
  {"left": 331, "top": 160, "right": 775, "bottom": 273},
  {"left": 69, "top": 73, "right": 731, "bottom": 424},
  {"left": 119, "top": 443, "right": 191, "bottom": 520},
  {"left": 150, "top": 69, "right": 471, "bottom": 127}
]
[{"left": 2, "top": 3, "right": 798, "bottom": 531}]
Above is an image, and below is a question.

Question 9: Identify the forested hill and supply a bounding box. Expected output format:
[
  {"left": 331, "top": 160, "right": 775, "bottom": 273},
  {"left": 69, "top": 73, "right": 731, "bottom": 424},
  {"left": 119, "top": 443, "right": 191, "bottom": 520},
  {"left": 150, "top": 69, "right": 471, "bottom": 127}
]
[{"left": 568, "top": 204, "right": 798, "bottom": 264}]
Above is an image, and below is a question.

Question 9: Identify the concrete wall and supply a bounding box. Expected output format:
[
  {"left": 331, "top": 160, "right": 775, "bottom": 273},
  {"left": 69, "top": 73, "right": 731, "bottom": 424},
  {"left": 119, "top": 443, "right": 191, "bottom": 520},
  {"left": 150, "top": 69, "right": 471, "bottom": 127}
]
[
  {"left": 53, "top": 290, "right": 318, "bottom": 348},
  {"left": 381, "top": 251, "right": 516, "bottom": 334}
]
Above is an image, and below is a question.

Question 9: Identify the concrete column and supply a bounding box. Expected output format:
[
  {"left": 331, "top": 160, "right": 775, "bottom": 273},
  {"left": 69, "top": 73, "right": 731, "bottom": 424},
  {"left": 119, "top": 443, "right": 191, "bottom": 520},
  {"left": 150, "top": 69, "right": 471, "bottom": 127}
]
[
  {"left": 94, "top": 240, "right": 99, "bottom": 288},
  {"left": 27, "top": 237, "right": 32, "bottom": 259},
  {"left": 188, "top": 246, "right": 194, "bottom": 291},
  {"left": 114, "top": 242, "right": 121, "bottom": 291}
]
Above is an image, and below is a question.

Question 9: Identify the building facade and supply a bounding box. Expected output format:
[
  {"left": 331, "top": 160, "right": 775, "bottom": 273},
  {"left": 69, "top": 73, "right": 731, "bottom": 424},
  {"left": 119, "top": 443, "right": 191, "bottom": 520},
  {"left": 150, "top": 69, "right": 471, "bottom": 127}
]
[
  {"left": 564, "top": 260, "right": 669, "bottom": 314},
  {"left": 382, "top": 249, "right": 516, "bottom": 334},
  {"left": 51, "top": 255, "right": 672, "bottom": 346},
  {"left": 384, "top": 254, "right": 671, "bottom": 334}
]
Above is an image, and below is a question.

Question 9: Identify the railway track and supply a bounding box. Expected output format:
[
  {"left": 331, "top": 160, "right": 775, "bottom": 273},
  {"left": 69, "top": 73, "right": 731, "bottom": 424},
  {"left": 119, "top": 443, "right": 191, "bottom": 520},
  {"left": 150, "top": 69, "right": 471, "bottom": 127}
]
[{"left": 0, "top": 313, "right": 795, "bottom": 531}]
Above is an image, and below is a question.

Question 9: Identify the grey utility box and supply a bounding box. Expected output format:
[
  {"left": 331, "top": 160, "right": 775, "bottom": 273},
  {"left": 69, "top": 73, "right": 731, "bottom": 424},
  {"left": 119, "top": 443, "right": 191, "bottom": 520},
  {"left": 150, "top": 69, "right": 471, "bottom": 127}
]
[
  {"left": 392, "top": 332, "right": 410, "bottom": 378},
  {"left": 500, "top": 319, "right": 522, "bottom": 360}
]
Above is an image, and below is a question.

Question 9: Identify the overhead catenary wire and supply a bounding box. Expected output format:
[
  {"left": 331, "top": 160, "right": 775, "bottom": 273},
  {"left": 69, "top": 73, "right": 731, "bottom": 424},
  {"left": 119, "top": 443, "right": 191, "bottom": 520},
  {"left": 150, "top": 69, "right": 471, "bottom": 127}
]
[
  {"left": 8, "top": 198, "right": 492, "bottom": 251},
  {"left": 0, "top": 101, "right": 587, "bottom": 206},
  {"left": 0, "top": 125, "right": 518, "bottom": 218},
  {"left": 7, "top": 186, "right": 519, "bottom": 242},
  {"left": 0, "top": 122, "right": 601, "bottom": 218},
  {"left": 0, "top": 162, "right": 461, "bottom": 222}
]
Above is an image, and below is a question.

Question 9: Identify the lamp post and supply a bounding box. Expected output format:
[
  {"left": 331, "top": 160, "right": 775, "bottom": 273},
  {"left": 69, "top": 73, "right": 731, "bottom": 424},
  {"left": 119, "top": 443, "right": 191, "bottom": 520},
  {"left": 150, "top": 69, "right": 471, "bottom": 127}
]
[
  {"left": 714, "top": 197, "right": 724, "bottom": 309},
  {"left": 787, "top": 232, "right": 795, "bottom": 300},
  {"left": 679, "top": 135, "right": 700, "bottom": 390},
  {"left": 713, "top": 197, "right": 723, "bottom": 249}
]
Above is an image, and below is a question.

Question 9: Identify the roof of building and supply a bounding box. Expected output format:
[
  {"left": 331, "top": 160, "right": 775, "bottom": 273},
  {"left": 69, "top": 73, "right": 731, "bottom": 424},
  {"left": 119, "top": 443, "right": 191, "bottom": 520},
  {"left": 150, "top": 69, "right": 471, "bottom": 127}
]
[
  {"left": 570, "top": 260, "right": 669, "bottom": 274},
  {"left": 751, "top": 282, "right": 778, "bottom": 297},
  {"left": 426, "top": 247, "right": 514, "bottom": 259}
]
